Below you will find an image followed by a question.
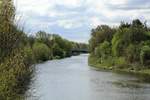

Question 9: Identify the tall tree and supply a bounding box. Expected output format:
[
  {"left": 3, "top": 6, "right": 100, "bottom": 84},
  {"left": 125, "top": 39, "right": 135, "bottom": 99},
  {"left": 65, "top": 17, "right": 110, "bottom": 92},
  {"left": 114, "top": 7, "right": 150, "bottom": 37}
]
[{"left": 0, "top": 0, "right": 23, "bottom": 60}]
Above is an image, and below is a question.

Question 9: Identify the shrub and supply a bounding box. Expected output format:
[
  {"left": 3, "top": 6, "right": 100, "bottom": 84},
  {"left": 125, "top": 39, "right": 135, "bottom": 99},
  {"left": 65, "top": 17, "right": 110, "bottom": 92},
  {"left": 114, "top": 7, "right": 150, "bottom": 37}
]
[
  {"left": 24, "top": 46, "right": 35, "bottom": 66},
  {"left": 111, "top": 28, "right": 130, "bottom": 56},
  {"left": 125, "top": 44, "right": 136, "bottom": 63},
  {"left": 102, "top": 56, "right": 115, "bottom": 67},
  {"left": 0, "top": 49, "right": 33, "bottom": 100},
  {"left": 52, "top": 43, "right": 64, "bottom": 58},
  {"left": 33, "top": 42, "right": 52, "bottom": 62},
  {"left": 95, "top": 41, "right": 111, "bottom": 58},
  {"left": 140, "top": 45, "right": 150, "bottom": 65},
  {"left": 115, "top": 57, "right": 126, "bottom": 68}
]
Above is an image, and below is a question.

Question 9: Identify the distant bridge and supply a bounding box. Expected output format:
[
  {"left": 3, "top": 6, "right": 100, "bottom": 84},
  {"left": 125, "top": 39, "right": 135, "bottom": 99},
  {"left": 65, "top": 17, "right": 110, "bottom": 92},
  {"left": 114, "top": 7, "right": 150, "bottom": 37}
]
[{"left": 71, "top": 49, "right": 89, "bottom": 55}]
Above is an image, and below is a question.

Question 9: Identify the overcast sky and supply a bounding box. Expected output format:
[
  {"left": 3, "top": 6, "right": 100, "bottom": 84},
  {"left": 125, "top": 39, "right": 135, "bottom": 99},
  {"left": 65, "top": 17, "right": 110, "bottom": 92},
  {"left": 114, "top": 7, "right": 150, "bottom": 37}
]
[{"left": 14, "top": 0, "right": 150, "bottom": 43}]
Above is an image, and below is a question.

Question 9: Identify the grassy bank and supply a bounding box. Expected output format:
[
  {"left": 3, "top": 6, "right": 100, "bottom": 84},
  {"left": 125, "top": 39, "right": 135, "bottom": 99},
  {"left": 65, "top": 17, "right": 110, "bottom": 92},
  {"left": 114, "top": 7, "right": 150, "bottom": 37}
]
[
  {"left": 88, "top": 19, "right": 150, "bottom": 77},
  {"left": 88, "top": 55, "right": 150, "bottom": 76}
]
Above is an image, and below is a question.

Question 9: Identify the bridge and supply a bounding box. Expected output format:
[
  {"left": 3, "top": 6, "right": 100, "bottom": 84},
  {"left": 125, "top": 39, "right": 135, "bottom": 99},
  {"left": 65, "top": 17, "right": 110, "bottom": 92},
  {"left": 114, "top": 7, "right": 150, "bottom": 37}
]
[{"left": 71, "top": 49, "right": 89, "bottom": 55}]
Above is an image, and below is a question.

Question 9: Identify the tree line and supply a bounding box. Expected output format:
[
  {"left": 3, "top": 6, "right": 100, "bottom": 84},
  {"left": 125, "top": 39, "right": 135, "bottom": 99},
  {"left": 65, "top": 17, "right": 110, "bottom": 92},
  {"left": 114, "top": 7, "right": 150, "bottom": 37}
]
[
  {"left": 89, "top": 19, "right": 150, "bottom": 71},
  {"left": 0, "top": 0, "right": 88, "bottom": 99},
  {"left": 27, "top": 31, "right": 88, "bottom": 62}
]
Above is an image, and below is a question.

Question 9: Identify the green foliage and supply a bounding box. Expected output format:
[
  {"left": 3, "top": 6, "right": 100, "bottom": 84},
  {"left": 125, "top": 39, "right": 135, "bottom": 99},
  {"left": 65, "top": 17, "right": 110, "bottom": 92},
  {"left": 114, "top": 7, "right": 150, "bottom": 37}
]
[
  {"left": 89, "top": 25, "right": 115, "bottom": 52},
  {"left": 130, "top": 25, "right": 147, "bottom": 43},
  {"left": 0, "top": 0, "right": 23, "bottom": 60},
  {"left": 0, "top": 0, "right": 34, "bottom": 99},
  {"left": 33, "top": 42, "right": 52, "bottom": 62},
  {"left": 24, "top": 46, "right": 35, "bottom": 65},
  {"left": 114, "top": 57, "right": 126, "bottom": 68},
  {"left": 119, "top": 21, "right": 131, "bottom": 29},
  {"left": 112, "top": 28, "right": 131, "bottom": 56},
  {"left": 140, "top": 45, "right": 150, "bottom": 65},
  {"left": 125, "top": 44, "right": 136, "bottom": 62},
  {"left": 89, "top": 19, "right": 150, "bottom": 69},
  {"left": 52, "top": 35, "right": 70, "bottom": 57},
  {"left": 52, "top": 43, "right": 64, "bottom": 59},
  {"left": 0, "top": 0, "right": 88, "bottom": 99},
  {"left": 36, "top": 31, "right": 53, "bottom": 47},
  {"left": 95, "top": 41, "right": 110, "bottom": 58},
  {"left": 33, "top": 31, "right": 88, "bottom": 58},
  {"left": 0, "top": 49, "right": 33, "bottom": 100},
  {"left": 28, "top": 35, "right": 36, "bottom": 47},
  {"left": 125, "top": 44, "right": 141, "bottom": 63}
]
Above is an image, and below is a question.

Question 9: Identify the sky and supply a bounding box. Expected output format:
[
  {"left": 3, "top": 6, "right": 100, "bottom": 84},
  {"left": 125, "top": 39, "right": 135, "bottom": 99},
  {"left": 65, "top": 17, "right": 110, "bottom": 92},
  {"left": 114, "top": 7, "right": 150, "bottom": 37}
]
[{"left": 14, "top": 0, "right": 150, "bottom": 43}]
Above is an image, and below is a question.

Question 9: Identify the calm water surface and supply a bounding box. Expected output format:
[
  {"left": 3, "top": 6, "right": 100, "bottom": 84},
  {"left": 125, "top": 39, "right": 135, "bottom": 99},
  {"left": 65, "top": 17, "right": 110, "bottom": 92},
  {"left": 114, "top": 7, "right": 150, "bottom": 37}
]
[{"left": 26, "top": 54, "right": 150, "bottom": 100}]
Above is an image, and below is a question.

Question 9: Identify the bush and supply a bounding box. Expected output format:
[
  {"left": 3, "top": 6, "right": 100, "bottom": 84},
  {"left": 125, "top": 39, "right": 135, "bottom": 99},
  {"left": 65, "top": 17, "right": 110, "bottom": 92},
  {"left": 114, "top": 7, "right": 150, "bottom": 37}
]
[
  {"left": 126, "top": 44, "right": 141, "bottom": 63},
  {"left": 24, "top": 46, "right": 35, "bottom": 66},
  {"left": 0, "top": 0, "right": 34, "bottom": 99},
  {"left": 94, "top": 41, "right": 110, "bottom": 58},
  {"left": 0, "top": 49, "right": 33, "bottom": 100},
  {"left": 89, "top": 19, "right": 150, "bottom": 70},
  {"left": 33, "top": 42, "right": 52, "bottom": 62},
  {"left": 111, "top": 28, "right": 130, "bottom": 56},
  {"left": 102, "top": 56, "right": 115, "bottom": 67},
  {"left": 52, "top": 43, "right": 65, "bottom": 59},
  {"left": 125, "top": 44, "right": 135, "bottom": 63},
  {"left": 115, "top": 57, "right": 127, "bottom": 68},
  {"left": 140, "top": 45, "right": 150, "bottom": 65}
]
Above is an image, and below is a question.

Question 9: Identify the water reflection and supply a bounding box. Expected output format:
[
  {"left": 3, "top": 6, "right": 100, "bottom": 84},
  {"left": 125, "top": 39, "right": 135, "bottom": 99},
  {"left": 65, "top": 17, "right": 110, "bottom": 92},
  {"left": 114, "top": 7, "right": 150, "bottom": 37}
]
[{"left": 26, "top": 54, "right": 150, "bottom": 100}]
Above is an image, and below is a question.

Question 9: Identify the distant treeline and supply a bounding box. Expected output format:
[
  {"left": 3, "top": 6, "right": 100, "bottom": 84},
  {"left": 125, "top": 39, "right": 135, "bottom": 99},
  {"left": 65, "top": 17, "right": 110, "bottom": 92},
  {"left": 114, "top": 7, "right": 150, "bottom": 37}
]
[
  {"left": 0, "top": 0, "right": 88, "bottom": 99},
  {"left": 27, "top": 31, "right": 88, "bottom": 62},
  {"left": 89, "top": 19, "right": 150, "bottom": 71}
]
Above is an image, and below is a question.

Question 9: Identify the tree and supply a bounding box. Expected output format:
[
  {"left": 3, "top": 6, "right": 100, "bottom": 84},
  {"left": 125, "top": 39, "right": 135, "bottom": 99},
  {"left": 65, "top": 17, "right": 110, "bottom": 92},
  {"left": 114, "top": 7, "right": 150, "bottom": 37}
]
[
  {"left": 111, "top": 28, "right": 130, "bottom": 56},
  {"left": 127, "top": 19, "right": 150, "bottom": 43},
  {"left": 95, "top": 41, "right": 111, "bottom": 59},
  {"left": 89, "top": 25, "right": 115, "bottom": 52},
  {"left": 33, "top": 42, "right": 52, "bottom": 62},
  {"left": 125, "top": 44, "right": 141, "bottom": 63},
  {"left": 119, "top": 21, "right": 131, "bottom": 29},
  {"left": 35, "top": 31, "right": 53, "bottom": 48},
  {"left": 140, "top": 45, "right": 150, "bottom": 65},
  {"left": 52, "top": 43, "right": 64, "bottom": 58},
  {"left": 0, "top": 1, "right": 34, "bottom": 99},
  {"left": 89, "top": 19, "right": 150, "bottom": 68},
  {"left": 0, "top": 0, "right": 24, "bottom": 60}
]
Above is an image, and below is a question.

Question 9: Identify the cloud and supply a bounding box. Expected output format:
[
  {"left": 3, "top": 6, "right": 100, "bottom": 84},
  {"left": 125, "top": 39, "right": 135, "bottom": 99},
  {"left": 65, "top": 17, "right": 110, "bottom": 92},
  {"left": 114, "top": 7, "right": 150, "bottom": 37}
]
[
  {"left": 57, "top": 19, "right": 82, "bottom": 29},
  {"left": 14, "top": 0, "right": 150, "bottom": 43}
]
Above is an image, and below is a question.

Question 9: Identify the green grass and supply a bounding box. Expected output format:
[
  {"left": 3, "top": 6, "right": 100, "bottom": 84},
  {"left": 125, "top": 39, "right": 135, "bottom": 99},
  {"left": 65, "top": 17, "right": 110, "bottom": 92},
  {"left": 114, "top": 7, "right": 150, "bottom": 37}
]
[{"left": 88, "top": 55, "right": 150, "bottom": 76}]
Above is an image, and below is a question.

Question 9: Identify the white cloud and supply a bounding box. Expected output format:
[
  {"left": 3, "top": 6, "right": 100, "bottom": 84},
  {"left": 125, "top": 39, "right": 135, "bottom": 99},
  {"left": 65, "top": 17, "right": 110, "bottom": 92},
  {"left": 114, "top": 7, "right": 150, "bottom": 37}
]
[
  {"left": 55, "top": 0, "right": 82, "bottom": 7},
  {"left": 90, "top": 17, "right": 102, "bottom": 27},
  {"left": 57, "top": 19, "right": 82, "bottom": 29},
  {"left": 15, "top": 0, "right": 51, "bottom": 16},
  {"left": 109, "top": 0, "right": 128, "bottom": 5},
  {"left": 14, "top": 0, "right": 150, "bottom": 42}
]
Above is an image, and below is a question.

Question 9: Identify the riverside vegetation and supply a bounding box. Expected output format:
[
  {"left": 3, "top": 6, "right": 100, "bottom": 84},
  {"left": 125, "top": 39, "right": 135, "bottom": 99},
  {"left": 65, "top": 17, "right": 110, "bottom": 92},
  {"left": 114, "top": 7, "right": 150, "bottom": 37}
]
[
  {"left": 2, "top": 0, "right": 150, "bottom": 99},
  {"left": 89, "top": 19, "right": 150, "bottom": 75},
  {"left": 0, "top": 0, "right": 88, "bottom": 99}
]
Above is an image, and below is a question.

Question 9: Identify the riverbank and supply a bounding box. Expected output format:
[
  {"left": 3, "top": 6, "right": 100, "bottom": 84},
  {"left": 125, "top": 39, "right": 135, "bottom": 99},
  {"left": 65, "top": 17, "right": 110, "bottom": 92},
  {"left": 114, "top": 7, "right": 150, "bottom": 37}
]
[{"left": 88, "top": 55, "right": 150, "bottom": 76}]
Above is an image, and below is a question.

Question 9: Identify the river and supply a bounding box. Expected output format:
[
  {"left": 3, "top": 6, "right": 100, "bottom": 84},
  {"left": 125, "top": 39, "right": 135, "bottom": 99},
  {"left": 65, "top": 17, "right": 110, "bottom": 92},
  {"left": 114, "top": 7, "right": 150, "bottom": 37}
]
[{"left": 26, "top": 54, "right": 150, "bottom": 100}]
